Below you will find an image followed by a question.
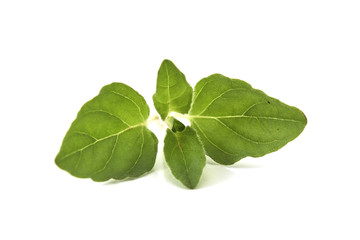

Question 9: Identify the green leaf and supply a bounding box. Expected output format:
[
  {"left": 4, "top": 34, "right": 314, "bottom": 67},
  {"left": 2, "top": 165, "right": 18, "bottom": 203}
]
[
  {"left": 164, "top": 126, "right": 206, "bottom": 189},
  {"left": 153, "top": 59, "right": 193, "bottom": 120},
  {"left": 55, "top": 83, "right": 158, "bottom": 181},
  {"left": 165, "top": 116, "right": 185, "bottom": 132},
  {"left": 171, "top": 118, "right": 185, "bottom": 132},
  {"left": 189, "top": 74, "right": 307, "bottom": 165}
]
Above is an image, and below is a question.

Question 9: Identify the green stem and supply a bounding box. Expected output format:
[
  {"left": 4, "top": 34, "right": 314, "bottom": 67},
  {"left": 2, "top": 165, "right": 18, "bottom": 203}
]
[
  {"left": 170, "top": 112, "right": 190, "bottom": 120},
  {"left": 146, "top": 114, "right": 160, "bottom": 126}
]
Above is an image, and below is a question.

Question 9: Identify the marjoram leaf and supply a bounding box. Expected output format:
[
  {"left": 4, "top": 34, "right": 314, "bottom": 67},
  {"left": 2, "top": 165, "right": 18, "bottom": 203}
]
[
  {"left": 189, "top": 74, "right": 307, "bottom": 165},
  {"left": 55, "top": 59, "right": 307, "bottom": 189},
  {"left": 55, "top": 83, "right": 158, "bottom": 181},
  {"left": 164, "top": 126, "right": 206, "bottom": 189},
  {"left": 165, "top": 116, "right": 185, "bottom": 132},
  {"left": 153, "top": 59, "right": 193, "bottom": 120}
]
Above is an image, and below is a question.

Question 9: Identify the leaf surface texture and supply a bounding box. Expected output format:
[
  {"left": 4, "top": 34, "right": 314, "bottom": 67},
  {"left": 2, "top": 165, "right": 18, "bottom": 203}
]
[
  {"left": 189, "top": 74, "right": 307, "bottom": 165},
  {"left": 153, "top": 59, "right": 193, "bottom": 120},
  {"left": 164, "top": 126, "right": 206, "bottom": 189},
  {"left": 55, "top": 83, "right": 158, "bottom": 181}
]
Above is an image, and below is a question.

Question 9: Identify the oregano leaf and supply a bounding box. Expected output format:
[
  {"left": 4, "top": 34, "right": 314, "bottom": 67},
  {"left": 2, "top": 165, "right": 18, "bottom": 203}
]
[
  {"left": 153, "top": 59, "right": 193, "bottom": 120},
  {"left": 164, "top": 126, "right": 206, "bottom": 189},
  {"left": 165, "top": 116, "right": 185, "bottom": 132},
  {"left": 55, "top": 83, "right": 158, "bottom": 181},
  {"left": 55, "top": 60, "right": 308, "bottom": 189},
  {"left": 189, "top": 74, "right": 307, "bottom": 165}
]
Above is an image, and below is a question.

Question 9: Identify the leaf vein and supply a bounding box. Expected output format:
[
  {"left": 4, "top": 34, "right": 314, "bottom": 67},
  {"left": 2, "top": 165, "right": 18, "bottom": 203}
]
[
  {"left": 60, "top": 124, "right": 144, "bottom": 161},
  {"left": 75, "top": 151, "right": 83, "bottom": 171},
  {"left": 126, "top": 126, "right": 145, "bottom": 175},
  {"left": 190, "top": 77, "right": 217, "bottom": 109},
  {"left": 174, "top": 133, "right": 191, "bottom": 182},
  {"left": 72, "top": 131, "right": 98, "bottom": 141},
  {"left": 84, "top": 110, "right": 130, "bottom": 126},
  {"left": 110, "top": 91, "right": 145, "bottom": 121},
  {"left": 191, "top": 115, "right": 303, "bottom": 123},
  {"left": 154, "top": 84, "right": 188, "bottom": 105},
  {"left": 192, "top": 121, "right": 238, "bottom": 156},
  {"left": 215, "top": 118, "right": 279, "bottom": 144},
  {"left": 165, "top": 63, "right": 172, "bottom": 110},
  {"left": 92, "top": 134, "right": 119, "bottom": 175},
  {"left": 241, "top": 102, "right": 266, "bottom": 116},
  {"left": 197, "top": 88, "right": 245, "bottom": 115}
]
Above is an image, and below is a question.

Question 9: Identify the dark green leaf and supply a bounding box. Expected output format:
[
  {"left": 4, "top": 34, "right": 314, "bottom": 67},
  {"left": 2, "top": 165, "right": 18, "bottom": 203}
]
[
  {"left": 189, "top": 74, "right": 307, "bottom": 165},
  {"left": 164, "top": 126, "right": 206, "bottom": 189},
  {"left": 165, "top": 116, "right": 186, "bottom": 132},
  {"left": 55, "top": 83, "right": 158, "bottom": 181},
  {"left": 153, "top": 59, "right": 193, "bottom": 120},
  {"left": 171, "top": 118, "right": 185, "bottom": 132}
]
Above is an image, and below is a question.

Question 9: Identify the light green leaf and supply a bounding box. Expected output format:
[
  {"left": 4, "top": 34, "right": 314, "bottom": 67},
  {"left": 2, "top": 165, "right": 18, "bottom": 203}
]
[
  {"left": 153, "top": 59, "right": 193, "bottom": 120},
  {"left": 189, "top": 74, "right": 307, "bottom": 165},
  {"left": 55, "top": 83, "right": 158, "bottom": 181},
  {"left": 164, "top": 126, "right": 206, "bottom": 189}
]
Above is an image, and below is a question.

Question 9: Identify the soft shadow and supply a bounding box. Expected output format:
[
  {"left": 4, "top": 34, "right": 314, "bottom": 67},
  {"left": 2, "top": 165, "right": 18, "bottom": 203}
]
[
  {"left": 206, "top": 156, "right": 263, "bottom": 169},
  {"left": 162, "top": 155, "right": 234, "bottom": 190},
  {"left": 103, "top": 170, "right": 154, "bottom": 185},
  {"left": 163, "top": 156, "right": 264, "bottom": 189},
  {"left": 226, "top": 161, "right": 264, "bottom": 169},
  {"left": 197, "top": 164, "right": 234, "bottom": 189},
  {"left": 103, "top": 155, "right": 262, "bottom": 187}
]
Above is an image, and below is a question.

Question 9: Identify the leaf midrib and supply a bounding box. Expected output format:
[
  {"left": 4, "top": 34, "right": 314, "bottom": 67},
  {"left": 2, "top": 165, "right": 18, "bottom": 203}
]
[
  {"left": 190, "top": 115, "right": 304, "bottom": 123},
  {"left": 59, "top": 123, "right": 145, "bottom": 161},
  {"left": 154, "top": 83, "right": 188, "bottom": 105},
  {"left": 169, "top": 132, "right": 192, "bottom": 187},
  {"left": 165, "top": 62, "right": 172, "bottom": 110},
  {"left": 196, "top": 88, "right": 245, "bottom": 115}
]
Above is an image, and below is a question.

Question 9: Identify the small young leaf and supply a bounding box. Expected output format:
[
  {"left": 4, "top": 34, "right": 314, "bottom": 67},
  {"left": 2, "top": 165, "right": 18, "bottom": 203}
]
[
  {"left": 164, "top": 126, "right": 206, "bottom": 189},
  {"left": 171, "top": 118, "right": 185, "bottom": 132},
  {"left": 165, "top": 116, "right": 185, "bottom": 132},
  {"left": 55, "top": 83, "right": 158, "bottom": 181},
  {"left": 153, "top": 59, "right": 193, "bottom": 120},
  {"left": 189, "top": 74, "right": 307, "bottom": 165}
]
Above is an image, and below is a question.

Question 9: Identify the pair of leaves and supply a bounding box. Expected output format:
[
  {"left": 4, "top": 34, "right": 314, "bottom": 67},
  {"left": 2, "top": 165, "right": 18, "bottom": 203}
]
[
  {"left": 153, "top": 60, "right": 306, "bottom": 188},
  {"left": 55, "top": 60, "right": 307, "bottom": 189}
]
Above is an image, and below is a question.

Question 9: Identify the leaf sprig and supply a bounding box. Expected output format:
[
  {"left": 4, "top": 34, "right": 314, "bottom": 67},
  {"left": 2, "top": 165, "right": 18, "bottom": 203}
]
[{"left": 55, "top": 59, "right": 307, "bottom": 189}]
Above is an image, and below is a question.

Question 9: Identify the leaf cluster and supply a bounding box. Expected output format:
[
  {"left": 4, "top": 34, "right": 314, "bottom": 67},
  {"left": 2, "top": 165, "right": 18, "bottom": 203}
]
[{"left": 55, "top": 60, "right": 307, "bottom": 189}]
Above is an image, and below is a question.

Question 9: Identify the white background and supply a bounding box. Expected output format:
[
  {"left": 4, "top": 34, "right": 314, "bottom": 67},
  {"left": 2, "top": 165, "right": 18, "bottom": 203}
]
[{"left": 1, "top": 1, "right": 359, "bottom": 239}]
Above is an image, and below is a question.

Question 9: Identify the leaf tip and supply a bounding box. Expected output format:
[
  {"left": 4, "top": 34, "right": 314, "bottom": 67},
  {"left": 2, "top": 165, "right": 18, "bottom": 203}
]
[
  {"left": 186, "top": 184, "right": 197, "bottom": 190},
  {"left": 162, "top": 59, "right": 173, "bottom": 64}
]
